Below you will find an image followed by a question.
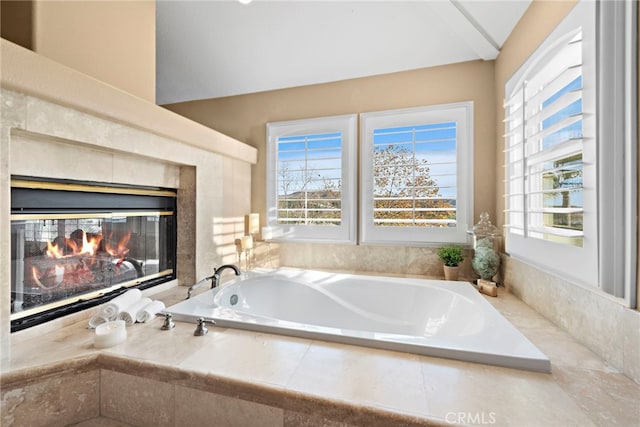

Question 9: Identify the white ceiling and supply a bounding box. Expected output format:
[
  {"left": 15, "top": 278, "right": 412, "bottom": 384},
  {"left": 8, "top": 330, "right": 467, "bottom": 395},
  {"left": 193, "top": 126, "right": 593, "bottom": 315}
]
[{"left": 156, "top": 0, "right": 531, "bottom": 105}]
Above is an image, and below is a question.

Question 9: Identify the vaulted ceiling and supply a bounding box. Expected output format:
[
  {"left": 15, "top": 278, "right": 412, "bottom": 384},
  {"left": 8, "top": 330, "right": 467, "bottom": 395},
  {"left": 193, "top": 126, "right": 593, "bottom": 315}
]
[{"left": 156, "top": 0, "right": 531, "bottom": 105}]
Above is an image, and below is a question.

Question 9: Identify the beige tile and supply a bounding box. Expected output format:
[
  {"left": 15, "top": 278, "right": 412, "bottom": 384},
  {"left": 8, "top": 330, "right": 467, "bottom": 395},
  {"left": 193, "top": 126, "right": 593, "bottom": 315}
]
[
  {"left": 10, "top": 133, "right": 114, "bottom": 183},
  {"left": 305, "top": 244, "right": 360, "bottom": 271},
  {"left": 175, "top": 384, "right": 283, "bottom": 427},
  {"left": 278, "top": 242, "right": 312, "bottom": 268},
  {"left": 1, "top": 369, "right": 99, "bottom": 427},
  {"left": 282, "top": 403, "right": 438, "bottom": 427},
  {"left": 359, "top": 245, "right": 409, "bottom": 274},
  {"left": 112, "top": 152, "right": 180, "bottom": 189},
  {"left": 485, "top": 291, "right": 558, "bottom": 331},
  {"left": 486, "top": 289, "right": 613, "bottom": 372},
  {"left": 283, "top": 411, "right": 357, "bottom": 427},
  {"left": 4, "top": 335, "right": 96, "bottom": 373},
  {"left": 1, "top": 89, "right": 27, "bottom": 127},
  {"left": 102, "top": 319, "right": 215, "bottom": 366},
  {"left": 405, "top": 246, "right": 444, "bottom": 277},
  {"left": 100, "top": 369, "right": 174, "bottom": 427},
  {"left": 503, "top": 257, "right": 626, "bottom": 370},
  {"left": 519, "top": 326, "right": 613, "bottom": 372},
  {"left": 26, "top": 96, "right": 111, "bottom": 147},
  {"left": 179, "top": 329, "right": 311, "bottom": 386},
  {"left": 552, "top": 366, "right": 640, "bottom": 427},
  {"left": 286, "top": 341, "right": 429, "bottom": 417},
  {"left": 419, "top": 356, "right": 597, "bottom": 427},
  {"left": 231, "top": 158, "right": 252, "bottom": 210},
  {"left": 622, "top": 308, "right": 640, "bottom": 384},
  {"left": 69, "top": 416, "right": 135, "bottom": 427},
  {"left": 102, "top": 121, "right": 160, "bottom": 157}
]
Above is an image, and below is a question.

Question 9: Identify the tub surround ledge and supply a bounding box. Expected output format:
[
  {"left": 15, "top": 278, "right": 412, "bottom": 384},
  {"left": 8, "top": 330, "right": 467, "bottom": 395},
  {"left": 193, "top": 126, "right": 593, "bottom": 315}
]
[
  {"left": 2, "top": 353, "right": 445, "bottom": 427},
  {"left": 502, "top": 255, "right": 640, "bottom": 385},
  {"left": 2, "top": 285, "right": 639, "bottom": 427}
]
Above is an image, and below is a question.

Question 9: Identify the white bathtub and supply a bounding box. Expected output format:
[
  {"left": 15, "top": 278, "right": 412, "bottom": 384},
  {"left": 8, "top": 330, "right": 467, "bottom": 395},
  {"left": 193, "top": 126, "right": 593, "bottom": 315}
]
[{"left": 165, "top": 268, "right": 551, "bottom": 372}]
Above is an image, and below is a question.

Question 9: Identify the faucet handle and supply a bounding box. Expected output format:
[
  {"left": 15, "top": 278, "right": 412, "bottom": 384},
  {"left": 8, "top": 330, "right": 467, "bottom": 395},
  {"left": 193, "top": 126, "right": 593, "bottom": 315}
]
[
  {"left": 194, "top": 317, "right": 215, "bottom": 336},
  {"left": 157, "top": 312, "right": 175, "bottom": 330}
]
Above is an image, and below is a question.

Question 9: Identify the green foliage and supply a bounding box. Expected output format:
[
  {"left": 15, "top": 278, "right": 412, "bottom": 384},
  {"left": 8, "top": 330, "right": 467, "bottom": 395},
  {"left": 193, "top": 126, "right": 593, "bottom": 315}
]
[
  {"left": 438, "top": 245, "right": 465, "bottom": 267},
  {"left": 472, "top": 246, "right": 500, "bottom": 280}
]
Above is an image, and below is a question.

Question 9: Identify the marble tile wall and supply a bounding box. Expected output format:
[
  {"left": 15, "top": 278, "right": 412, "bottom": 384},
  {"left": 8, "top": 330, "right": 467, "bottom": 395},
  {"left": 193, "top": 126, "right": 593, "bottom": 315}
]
[
  {"left": 1, "top": 369, "right": 100, "bottom": 426},
  {"left": 0, "top": 89, "right": 25, "bottom": 368},
  {"left": 503, "top": 256, "right": 640, "bottom": 385},
  {"left": 261, "top": 243, "right": 476, "bottom": 281},
  {"left": 1, "top": 364, "right": 419, "bottom": 427}
]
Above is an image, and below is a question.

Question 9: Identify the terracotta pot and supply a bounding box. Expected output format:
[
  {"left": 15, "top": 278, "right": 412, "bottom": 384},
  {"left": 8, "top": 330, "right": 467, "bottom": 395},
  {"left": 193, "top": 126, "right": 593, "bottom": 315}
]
[{"left": 443, "top": 265, "right": 460, "bottom": 281}]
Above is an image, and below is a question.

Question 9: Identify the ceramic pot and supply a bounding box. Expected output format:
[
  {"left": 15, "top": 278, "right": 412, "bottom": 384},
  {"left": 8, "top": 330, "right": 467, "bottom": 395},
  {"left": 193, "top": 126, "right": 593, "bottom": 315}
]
[{"left": 443, "top": 265, "right": 459, "bottom": 281}]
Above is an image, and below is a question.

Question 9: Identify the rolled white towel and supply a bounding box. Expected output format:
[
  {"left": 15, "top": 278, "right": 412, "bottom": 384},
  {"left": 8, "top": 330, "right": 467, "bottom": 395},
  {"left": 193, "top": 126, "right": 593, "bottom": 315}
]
[
  {"left": 136, "top": 300, "right": 166, "bottom": 323},
  {"left": 100, "top": 289, "right": 142, "bottom": 320},
  {"left": 117, "top": 297, "right": 152, "bottom": 326},
  {"left": 88, "top": 314, "right": 110, "bottom": 329}
]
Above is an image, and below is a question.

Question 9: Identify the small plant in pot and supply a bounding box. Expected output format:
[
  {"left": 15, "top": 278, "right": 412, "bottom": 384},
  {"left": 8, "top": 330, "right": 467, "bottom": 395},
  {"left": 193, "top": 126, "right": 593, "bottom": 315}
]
[{"left": 438, "top": 245, "right": 465, "bottom": 281}]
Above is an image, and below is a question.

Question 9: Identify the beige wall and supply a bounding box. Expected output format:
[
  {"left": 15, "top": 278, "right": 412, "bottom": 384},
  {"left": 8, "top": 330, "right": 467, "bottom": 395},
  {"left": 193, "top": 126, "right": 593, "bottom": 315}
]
[
  {"left": 32, "top": 0, "right": 155, "bottom": 103},
  {"left": 165, "top": 60, "right": 497, "bottom": 244}
]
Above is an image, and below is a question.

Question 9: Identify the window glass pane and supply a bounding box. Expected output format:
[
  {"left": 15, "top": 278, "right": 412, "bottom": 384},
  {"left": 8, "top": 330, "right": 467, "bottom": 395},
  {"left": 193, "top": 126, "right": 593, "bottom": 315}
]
[
  {"left": 372, "top": 122, "right": 457, "bottom": 227},
  {"left": 541, "top": 154, "right": 583, "bottom": 245},
  {"left": 276, "top": 131, "right": 342, "bottom": 226},
  {"left": 512, "top": 30, "right": 585, "bottom": 248}
]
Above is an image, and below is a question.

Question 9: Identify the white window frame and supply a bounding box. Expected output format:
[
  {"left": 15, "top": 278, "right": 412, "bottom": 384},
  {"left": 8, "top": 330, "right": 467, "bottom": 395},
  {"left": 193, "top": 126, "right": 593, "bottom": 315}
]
[
  {"left": 504, "top": 0, "right": 637, "bottom": 305},
  {"left": 360, "top": 102, "right": 473, "bottom": 245},
  {"left": 266, "top": 114, "right": 357, "bottom": 244}
]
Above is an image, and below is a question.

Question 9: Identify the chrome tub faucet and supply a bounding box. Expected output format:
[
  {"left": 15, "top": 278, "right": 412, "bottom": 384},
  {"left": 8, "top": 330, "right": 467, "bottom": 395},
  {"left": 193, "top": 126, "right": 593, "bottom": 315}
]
[
  {"left": 210, "top": 264, "right": 241, "bottom": 288},
  {"left": 186, "top": 264, "right": 241, "bottom": 299}
]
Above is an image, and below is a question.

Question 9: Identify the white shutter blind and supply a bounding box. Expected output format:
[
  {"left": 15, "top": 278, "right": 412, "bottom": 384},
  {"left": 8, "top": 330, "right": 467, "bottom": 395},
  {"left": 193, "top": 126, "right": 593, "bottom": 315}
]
[
  {"left": 505, "top": 30, "right": 584, "bottom": 247},
  {"left": 360, "top": 102, "right": 473, "bottom": 245},
  {"left": 266, "top": 114, "right": 357, "bottom": 244}
]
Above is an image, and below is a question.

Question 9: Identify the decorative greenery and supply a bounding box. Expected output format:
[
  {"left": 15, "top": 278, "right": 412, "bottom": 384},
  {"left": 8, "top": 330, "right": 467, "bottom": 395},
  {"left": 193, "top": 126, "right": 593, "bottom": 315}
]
[
  {"left": 472, "top": 239, "right": 500, "bottom": 279},
  {"left": 437, "top": 245, "right": 465, "bottom": 267}
]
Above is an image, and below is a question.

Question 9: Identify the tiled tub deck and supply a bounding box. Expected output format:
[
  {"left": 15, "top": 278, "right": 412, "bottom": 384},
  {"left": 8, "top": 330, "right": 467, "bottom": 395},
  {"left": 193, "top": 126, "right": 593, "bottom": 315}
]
[{"left": 1, "top": 286, "right": 639, "bottom": 427}]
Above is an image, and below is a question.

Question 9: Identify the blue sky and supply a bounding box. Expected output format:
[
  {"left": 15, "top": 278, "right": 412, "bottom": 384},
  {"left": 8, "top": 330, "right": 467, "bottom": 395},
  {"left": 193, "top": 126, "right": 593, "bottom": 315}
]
[{"left": 277, "top": 122, "right": 458, "bottom": 198}]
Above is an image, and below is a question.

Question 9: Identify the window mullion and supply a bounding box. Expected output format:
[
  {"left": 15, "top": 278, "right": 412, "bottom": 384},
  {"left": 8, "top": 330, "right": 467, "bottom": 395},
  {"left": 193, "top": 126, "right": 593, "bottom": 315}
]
[{"left": 520, "top": 82, "right": 529, "bottom": 238}]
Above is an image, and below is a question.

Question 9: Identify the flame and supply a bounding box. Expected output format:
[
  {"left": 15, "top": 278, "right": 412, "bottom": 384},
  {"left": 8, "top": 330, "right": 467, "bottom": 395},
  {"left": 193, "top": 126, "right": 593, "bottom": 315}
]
[
  {"left": 81, "top": 232, "right": 101, "bottom": 256},
  {"left": 45, "top": 230, "right": 103, "bottom": 259},
  {"left": 66, "top": 239, "right": 79, "bottom": 254},
  {"left": 105, "top": 232, "right": 131, "bottom": 258},
  {"left": 46, "top": 241, "right": 65, "bottom": 258},
  {"left": 33, "top": 229, "right": 131, "bottom": 290}
]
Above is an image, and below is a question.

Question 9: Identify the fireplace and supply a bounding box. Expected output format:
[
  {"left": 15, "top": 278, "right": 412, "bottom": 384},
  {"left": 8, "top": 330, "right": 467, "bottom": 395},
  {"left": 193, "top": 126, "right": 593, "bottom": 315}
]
[{"left": 10, "top": 177, "right": 177, "bottom": 331}]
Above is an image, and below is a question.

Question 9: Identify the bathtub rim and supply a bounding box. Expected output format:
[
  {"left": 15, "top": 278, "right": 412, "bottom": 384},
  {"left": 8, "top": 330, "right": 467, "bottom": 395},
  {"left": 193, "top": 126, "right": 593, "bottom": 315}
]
[{"left": 166, "top": 268, "right": 552, "bottom": 373}]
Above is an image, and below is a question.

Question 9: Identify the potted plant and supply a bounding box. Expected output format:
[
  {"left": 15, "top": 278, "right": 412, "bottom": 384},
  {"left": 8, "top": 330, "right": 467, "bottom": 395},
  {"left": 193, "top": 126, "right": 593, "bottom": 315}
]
[{"left": 438, "top": 245, "right": 465, "bottom": 281}]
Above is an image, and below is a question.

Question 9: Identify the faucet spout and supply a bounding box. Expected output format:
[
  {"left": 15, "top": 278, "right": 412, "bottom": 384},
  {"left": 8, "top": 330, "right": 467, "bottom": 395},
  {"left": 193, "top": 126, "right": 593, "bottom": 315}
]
[{"left": 210, "top": 264, "right": 241, "bottom": 288}]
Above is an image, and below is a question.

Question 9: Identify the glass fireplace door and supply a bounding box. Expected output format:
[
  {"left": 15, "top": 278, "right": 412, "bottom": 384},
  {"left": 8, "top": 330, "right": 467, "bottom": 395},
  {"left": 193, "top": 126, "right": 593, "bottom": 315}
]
[{"left": 11, "top": 212, "right": 174, "bottom": 320}]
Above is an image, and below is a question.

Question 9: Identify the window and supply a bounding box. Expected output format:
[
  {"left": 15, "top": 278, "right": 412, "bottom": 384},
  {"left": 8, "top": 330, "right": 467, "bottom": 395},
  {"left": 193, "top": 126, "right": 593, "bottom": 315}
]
[
  {"left": 505, "top": 0, "right": 636, "bottom": 302},
  {"left": 360, "top": 103, "right": 473, "bottom": 245},
  {"left": 266, "top": 114, "right": 357, "bottom": 243}
]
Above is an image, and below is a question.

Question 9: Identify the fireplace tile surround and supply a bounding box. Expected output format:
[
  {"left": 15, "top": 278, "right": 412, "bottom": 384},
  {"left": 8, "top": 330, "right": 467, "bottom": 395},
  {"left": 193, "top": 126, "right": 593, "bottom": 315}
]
[{"left": 0, "top": 87, "right": 254, "bottom": 360}]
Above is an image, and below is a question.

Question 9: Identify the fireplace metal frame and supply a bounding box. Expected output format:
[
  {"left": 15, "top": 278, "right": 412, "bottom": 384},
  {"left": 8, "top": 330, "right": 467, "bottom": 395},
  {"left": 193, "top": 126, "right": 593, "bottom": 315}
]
[{"left": 10, "top": 176, "right": 178, "bottom": 332}]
